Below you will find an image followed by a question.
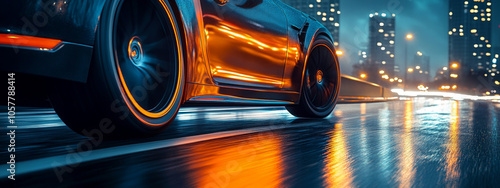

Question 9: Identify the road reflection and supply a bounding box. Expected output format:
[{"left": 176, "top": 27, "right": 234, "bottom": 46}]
[
  {"left": 4, "top": 100, "right": 500, "bottom": 187},
  {"left": 323, "top": 118, "right": 355, "bottom": 187},
  {"left": 187, "top": 132, "right": 284, "bottom": 188},
  {"left": 396, "top": 100, "right": 415, "bottom": 187},
  {"left": 445, "top": 101, "right": 460, "bottom": 186}
]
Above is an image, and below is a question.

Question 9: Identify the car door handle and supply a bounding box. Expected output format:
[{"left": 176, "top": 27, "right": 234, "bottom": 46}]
[{"left": 214, "top": 0, "right": 228, "bottom": 5}]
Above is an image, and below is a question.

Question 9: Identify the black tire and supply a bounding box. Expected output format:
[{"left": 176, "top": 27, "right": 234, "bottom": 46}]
[
  {"left": 286, "top": 35, "right": 341, "bottom": 118},
  {"left": 48, "top": 0, "right": 184, "bottom": 139}
]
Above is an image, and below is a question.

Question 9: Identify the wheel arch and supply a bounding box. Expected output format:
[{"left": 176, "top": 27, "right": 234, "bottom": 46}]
[{"left": 297, "top": 23, "right": 340, "bottom": 104}]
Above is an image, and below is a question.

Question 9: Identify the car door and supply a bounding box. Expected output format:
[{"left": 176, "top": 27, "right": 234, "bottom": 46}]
[{"left": 200, "top": 0, "right": 288, "bottom": 89}]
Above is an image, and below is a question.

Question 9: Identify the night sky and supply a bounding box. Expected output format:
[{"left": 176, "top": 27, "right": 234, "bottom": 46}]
[{"left": 338, "top": 0, "right": 500, "bottom": 77}]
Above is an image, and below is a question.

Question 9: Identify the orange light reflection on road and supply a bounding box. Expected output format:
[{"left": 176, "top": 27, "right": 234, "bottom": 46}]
[
  {"left": 397, "top": 100, "right": 415, "bottom": 188},
  {"left": 445, "top": 101, "right": 460, "bottom": 186},
  {"left": 323, "top": 122, "right": 354, "bottom": 187},
  {"left": 188, "top": 134, "right": 284, "bottom": 188}
]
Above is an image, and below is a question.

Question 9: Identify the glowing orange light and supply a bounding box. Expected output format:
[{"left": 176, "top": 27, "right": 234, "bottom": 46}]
[
  {"left": 406, "top": 34, "right": 413, "bottom": 40},
  {"left": 336, "top": 50, "right": 343, "bottom": 56},
  {"left": 451, "top": 63, "right": 459, "bottom": 69},
  {"left": 397, "top": 101, "right": 415, "bottom": 187},
  {"left": 0, "top": 34, "right": 62, "bottom": 49},
  {"left": 360, "top": 73, "right": 367, "bottom": 79}
]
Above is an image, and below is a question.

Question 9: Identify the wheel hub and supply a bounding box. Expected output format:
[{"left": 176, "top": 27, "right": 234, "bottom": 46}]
[
  {"left": 128, "top": 36, "right": 143, "bottom": 65},
  {"left": 316, "top": 70, "right": 324, "bottom": 84}
]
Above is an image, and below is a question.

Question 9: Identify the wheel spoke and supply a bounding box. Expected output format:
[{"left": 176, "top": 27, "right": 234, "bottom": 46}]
[{"left": 114, "top": 0, "right": 179, "bottom": 112}]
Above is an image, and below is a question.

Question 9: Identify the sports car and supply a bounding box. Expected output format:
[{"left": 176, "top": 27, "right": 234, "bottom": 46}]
[{"left": 0, "top": 0, "right": 341, "bottom": 138}]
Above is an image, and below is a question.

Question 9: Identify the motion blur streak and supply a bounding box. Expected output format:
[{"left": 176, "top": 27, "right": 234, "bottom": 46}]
[
  {"left": 323, "top": 122, "right": 354, "bottom": 187},
  {"left": 446, "top": 101, "right": 460, "bottom": 186},
  {"left": 397, "top": 101, "right": 415, "bottom": 188},
  {"left": 188, "top": 133, "right": 284, "bottom": 188}
]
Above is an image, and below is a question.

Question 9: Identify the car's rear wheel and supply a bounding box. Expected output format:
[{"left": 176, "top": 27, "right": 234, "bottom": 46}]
[
  {"left": 49, "top": 0, "right": 184, "bottom": 139},
  {"left": 286, "top": 35, "right": 340, "bottom": 118}
]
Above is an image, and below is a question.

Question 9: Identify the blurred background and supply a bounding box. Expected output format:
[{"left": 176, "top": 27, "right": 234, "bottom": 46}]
[{"left": 283, "top": 0, "right": 500, "bottom": 95}]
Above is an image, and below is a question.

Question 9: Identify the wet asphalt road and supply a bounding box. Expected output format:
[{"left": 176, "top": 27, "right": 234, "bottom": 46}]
[{"left": 1, "top": 98, "right": 500, "bottom": 187}]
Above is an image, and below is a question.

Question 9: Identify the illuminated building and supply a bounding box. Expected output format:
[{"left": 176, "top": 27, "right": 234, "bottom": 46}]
[
  {"left": 282, "top": 0, "right": 340, "bottom": 47},
  {"left": 410, "top": 52, "right": 431, "bottom": 84},
  {"left": 448, "top": 0, "right": 492, "bottom": 87},
  {"left": 369, "top": 12, "right": 396, "bottom": 76},
  {"left": 358, "top": 49, "right": 368, "bottom": 64},
  {"left": 489, "top": 47, "right": 500, "bottom": 92}
]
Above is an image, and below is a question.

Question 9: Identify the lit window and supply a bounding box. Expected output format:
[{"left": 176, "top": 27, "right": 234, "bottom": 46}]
[
  {"left": 381, "top": 47, "right": 386, "bottom": 50},
  {"left": 380, "top": 22, "right": 384, "bottom": 27},
  {"left": 471, "top": 29, "right": 477, "bottom": 33},
  {"left": 389, "top": 40, "right": 394, "bottom": 44},
  {"left": 322, "top": 17, "right": 326, "bottom": 21},
  {"left": 317, "top": 11, "right": 321, "bottom": 15},
  {"left": 379, "top": 29, "right": 384, "bottom": 33},
  {"left": 316, "top": 0, "right": 321, "bottom": 3},
  {"left": 309, "top": 4, "right": 313, "bottom": 8},
  {"left": 449, "top": 12, "right": 453, "bottom": 16},
  {"left": 329, "top": 17, "right": 334, "bottom": 21},
  {"left": 330, "top": 8, "right": 335, "bottom": 12}
]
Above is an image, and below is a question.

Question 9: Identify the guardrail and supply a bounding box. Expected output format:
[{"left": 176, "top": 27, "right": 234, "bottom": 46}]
[{"left": 338, "top": 75, "right": 398, "bottom": 103}]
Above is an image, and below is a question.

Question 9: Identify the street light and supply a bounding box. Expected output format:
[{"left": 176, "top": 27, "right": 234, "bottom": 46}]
[
  {"left": 406, "top": 34, "right": 413, "bottom": 40},
  {"left": 451, "top": 63, "right": 459, "bottom": 69},
  {"left": 336, "top": 50, "right": 343, "bottom": 56},
  {"left": 408, "top": 68, "right": 414, "bottom": 72},
  {"left": 404, "top": 33, "right": 414, "bottom": 91},
  {"left": 379, "top": 70, "right": 385, "bottom": 74},
  {"left": 360, "top": 73, "right": 367, "bottom": 79}
]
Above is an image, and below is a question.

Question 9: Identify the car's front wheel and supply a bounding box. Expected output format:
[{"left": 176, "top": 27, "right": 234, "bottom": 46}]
[
  {"left": 49, "top": 0, "right": 184, "bottom": 139},
  {"left": 286, "top": 35, "right": 340, "bottom": 118}
]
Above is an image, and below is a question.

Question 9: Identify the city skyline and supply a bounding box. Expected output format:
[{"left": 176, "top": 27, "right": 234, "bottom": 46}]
[{"left": 338, "top": 0, "right": 500, "bottom": 77}]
